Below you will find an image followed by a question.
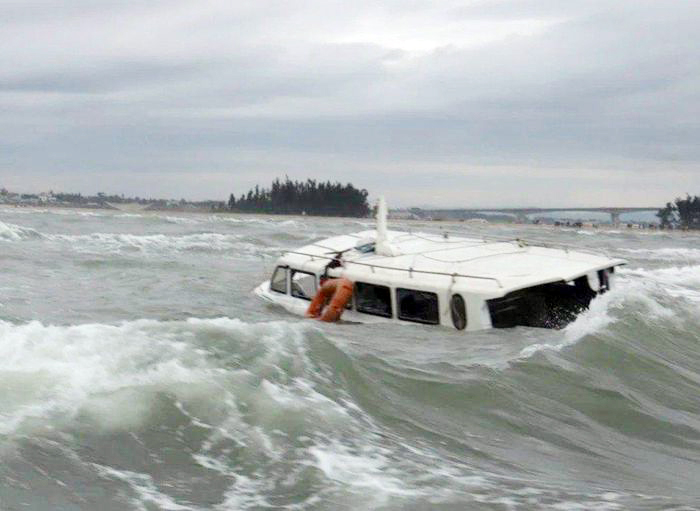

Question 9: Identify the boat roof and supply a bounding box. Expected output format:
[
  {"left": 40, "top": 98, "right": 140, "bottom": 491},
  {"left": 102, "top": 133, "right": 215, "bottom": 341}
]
[{"left": 276, "top": 230, "right": 626, "bottom": 297}]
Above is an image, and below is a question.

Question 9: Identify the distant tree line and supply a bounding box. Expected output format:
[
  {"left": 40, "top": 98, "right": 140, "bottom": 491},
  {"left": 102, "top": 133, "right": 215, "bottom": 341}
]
[
  {"left": 7, "top": 189, "right": 226, "bottom": 211},
  {"left": 228, "top": 177, "right": 370, "bottom": 217},
  {"left": 657, "top": 195, "right": 700, "bottom": 229}
]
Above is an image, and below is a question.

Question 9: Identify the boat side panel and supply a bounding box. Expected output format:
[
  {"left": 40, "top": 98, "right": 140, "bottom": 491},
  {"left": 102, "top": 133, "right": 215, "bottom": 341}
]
[{"left": 258, "top": 270, "right": 494, "bottom": 331}]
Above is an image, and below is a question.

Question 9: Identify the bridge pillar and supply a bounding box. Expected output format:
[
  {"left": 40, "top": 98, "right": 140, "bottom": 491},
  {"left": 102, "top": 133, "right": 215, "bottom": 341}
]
[{"left": 610, "top": 212, "right": 621, "bottom": 226}]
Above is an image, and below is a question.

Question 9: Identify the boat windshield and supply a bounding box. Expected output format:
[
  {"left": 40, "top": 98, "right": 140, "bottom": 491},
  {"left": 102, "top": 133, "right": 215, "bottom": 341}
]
[
  {"left": 270, "top": 266, "right": 288, "bottom": 294},
  {"left": 291, "top": 270, "right": 317, "bottom": 300}
]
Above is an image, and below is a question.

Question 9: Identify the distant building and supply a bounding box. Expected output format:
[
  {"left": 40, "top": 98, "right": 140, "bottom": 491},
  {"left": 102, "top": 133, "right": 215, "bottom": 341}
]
[{"left": 38, "top": 191, "right": 57, "bottom": 203}]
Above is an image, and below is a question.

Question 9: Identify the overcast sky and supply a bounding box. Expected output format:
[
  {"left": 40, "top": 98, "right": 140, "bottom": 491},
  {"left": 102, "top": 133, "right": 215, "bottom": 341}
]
[{"left": 1, "top": 0, "right": 698, "bottom": 207}]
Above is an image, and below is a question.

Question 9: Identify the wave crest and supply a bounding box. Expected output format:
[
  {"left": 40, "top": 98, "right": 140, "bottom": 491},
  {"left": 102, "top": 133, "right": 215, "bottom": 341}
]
[{"left": 0, "top": 220, "right": 43, "bottom": 241}]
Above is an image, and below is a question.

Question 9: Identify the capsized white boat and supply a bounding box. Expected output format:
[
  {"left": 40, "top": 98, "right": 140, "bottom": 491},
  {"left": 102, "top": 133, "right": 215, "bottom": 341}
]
[{"left": 255, "top": 198, "right": 626, "bottom": 330}]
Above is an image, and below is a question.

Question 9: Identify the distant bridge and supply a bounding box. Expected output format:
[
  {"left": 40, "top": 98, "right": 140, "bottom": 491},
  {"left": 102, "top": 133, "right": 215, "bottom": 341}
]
[{"left": 414, "top": 207, "right": 659, "bottom": 225}]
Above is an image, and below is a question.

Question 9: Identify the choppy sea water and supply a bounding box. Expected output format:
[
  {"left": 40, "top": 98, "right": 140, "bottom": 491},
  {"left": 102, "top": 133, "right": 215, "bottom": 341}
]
[{"left": 1, "top": 207, "right": 699, "bottom": 511}]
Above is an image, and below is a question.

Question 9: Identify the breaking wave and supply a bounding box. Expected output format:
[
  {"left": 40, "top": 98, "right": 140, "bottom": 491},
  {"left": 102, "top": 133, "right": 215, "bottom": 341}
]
[
  {"left": 207, "top": 215, "right": 305, "bottom": 229},
  {"left": 0, "top": 318, "right": 320, "bottom": 438},
  {"left": 0, "top": 220, "right": 43, "bottom": 241},
  {"left": 0, "top": 317, "right": 445, "bottom": 508},
  {"left": 50, "top": 232, "right": 253, "bottom": 254},
  {"left": 517, "top": 269, "right": 683, "bottom": 358},
  {"left": 3, "top": 313, "right": 689, "bottom": 509},
  {"left": 619, "top": 247, "right": 700, "bottom": 262},
  {"left": 0, "top": 221, "right": 287, "bottom": 257}
]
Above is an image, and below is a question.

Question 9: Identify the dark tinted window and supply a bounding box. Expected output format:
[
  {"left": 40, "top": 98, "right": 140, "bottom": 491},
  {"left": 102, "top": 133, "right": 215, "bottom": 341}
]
[
  {"left": 397, "top": 288, "right": 439, "bottom": 325},
  {"left": 270, "top": 266, "right": 287, "bottom": 294},
  {"left": 450, "top": 294, "right": 467, "bottom": 330},
  {"left": 291, "top": 270, "right": 317, "bottom": 300},
  {"left": 355, "top": 282, "right": 392, "bottom": 317}
]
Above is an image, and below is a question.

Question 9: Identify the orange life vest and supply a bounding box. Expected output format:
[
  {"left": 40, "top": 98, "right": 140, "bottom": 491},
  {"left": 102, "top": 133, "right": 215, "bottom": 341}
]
[{"left": 305, "top": 278, "right": 353, "bottom": 322}]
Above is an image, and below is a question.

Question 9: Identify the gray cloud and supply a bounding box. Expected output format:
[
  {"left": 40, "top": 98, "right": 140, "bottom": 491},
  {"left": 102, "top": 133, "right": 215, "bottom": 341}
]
[{"left": 1, "top": 0, "right": 698, "bottom": 206}]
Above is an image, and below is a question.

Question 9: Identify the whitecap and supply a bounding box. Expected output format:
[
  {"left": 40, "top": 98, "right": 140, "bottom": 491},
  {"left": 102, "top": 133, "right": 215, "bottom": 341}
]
[
  {"left": 309, "top": 440, "right": 422, "bottom": 501},
  {"left": 92, "top": 464, "right": 195, "bottom": 510},
  {"left": 0, "top": 220, "right": 43, "bottom": 241},
  {"left": 0, "top": 318, "right": 220, "bottom": 437},
  {"left": 162, "top": 215, "right": 200, "bottom": 225},
  {"left": 0, "top": 317, "right": 327, "bottom": 441},
  {"left": 619, "top": 265, "right": 700, "bottom": 287},
  {"left": 114, "top": 213, "right": 145, "bottom": 219},
  {"left": 48, "top": 232, "right": 253, "bottom": 254},
  {"left": 618, "top": 247, "right": 700, "bottom": 262}
]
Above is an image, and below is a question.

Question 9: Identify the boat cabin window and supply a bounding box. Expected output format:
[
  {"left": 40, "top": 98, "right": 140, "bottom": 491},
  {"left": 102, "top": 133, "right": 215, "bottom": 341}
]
[
  {"left": 291, "top": 270, "right": 317, "bottom": 300},
  {"left": 450, "top": 294, "right": 467, "bottom": 330},
  {"left": 270, "top": 266, "right": 288, "bottom": 294},
  {"left": 354, "top": 282, "right": 392, "bottom": 318},
  {"left": 397, "top": 288, "right": 439, "bottom": 325}
]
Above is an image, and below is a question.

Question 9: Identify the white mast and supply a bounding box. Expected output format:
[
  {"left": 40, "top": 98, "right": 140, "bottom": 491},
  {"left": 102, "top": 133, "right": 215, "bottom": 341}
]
[
  {"left": 376, "top": 196, "right": 388, "bottom": 245},
  {"left": 375, "top": 196, "right": 399, "bottom": 256}
]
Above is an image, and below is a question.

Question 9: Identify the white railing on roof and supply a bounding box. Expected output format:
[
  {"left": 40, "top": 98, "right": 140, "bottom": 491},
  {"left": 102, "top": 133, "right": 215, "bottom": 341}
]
[{"left": 285, "top": 250, "right": 504, "bottom": 288}]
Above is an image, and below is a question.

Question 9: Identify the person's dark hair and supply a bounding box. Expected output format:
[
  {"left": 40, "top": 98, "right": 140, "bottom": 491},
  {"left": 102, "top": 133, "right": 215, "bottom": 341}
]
[{"left": 321, "top": 254, "right": 344, "bottom": 282}]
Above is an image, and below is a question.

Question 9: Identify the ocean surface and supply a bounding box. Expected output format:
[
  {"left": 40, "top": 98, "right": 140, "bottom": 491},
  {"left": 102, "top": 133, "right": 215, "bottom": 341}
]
[{"left": 1, "top": 207, "right": 699, "bottom": 511}]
